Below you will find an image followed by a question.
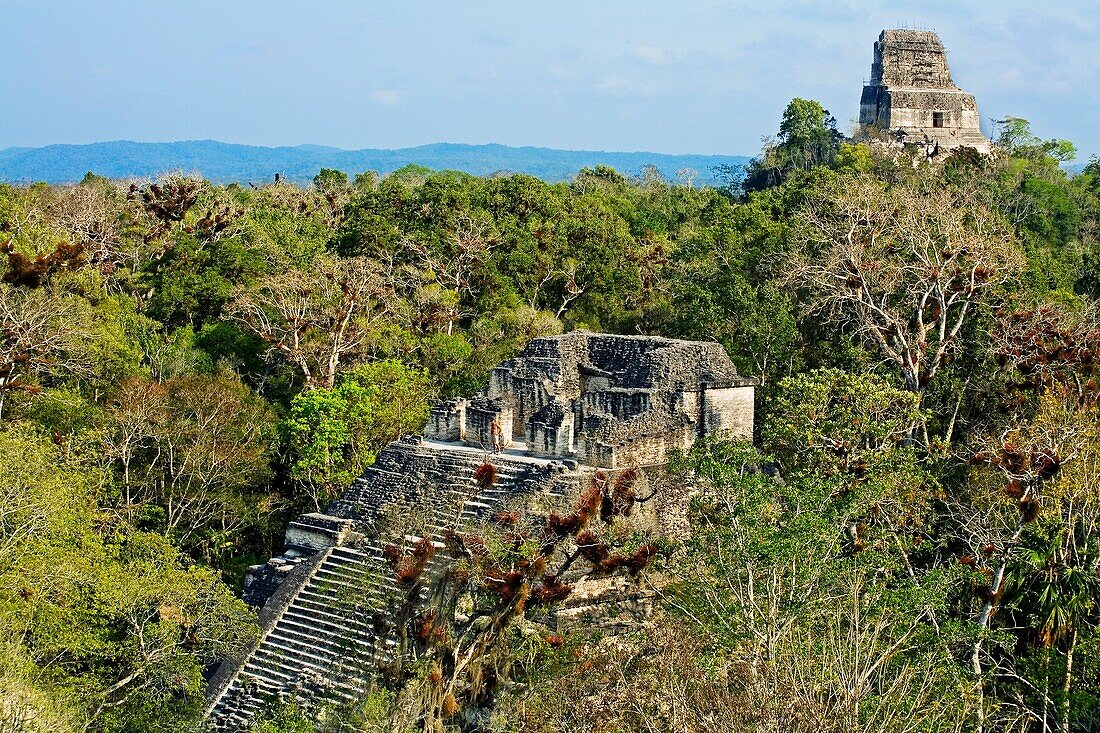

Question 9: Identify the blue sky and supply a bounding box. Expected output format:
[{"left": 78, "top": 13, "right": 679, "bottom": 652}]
[{"left": 2, "top": 1, "right": 1097, "bottom": 158}]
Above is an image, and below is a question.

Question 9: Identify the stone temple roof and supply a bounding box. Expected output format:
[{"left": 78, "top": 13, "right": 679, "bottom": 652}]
[
  {"left": 872, "top": 30, "right": 955, "bottom": 88},
  {"left": 859, "top": 28, "right": 991, "bottom": 155},
  {"left": 477, "top": 331, "right": 756, "bottom": 468},
  {"left": 503, "top": 331, "right": 754, "bottom": 391}
]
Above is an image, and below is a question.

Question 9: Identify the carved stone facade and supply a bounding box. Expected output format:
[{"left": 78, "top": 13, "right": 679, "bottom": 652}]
[
  {"left": 859, "top": 29, "right": 991, "bottom": 155},
  {"left": 205, "top": 333, "right": 755, "bottom": 730},
  {"left": 426, "top": 331, "right": 755, "bottom": 466}
]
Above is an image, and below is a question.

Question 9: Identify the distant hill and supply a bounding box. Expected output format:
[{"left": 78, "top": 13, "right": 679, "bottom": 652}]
[{"left": 0, "top": 140, "right": 751, "bottom": 187}]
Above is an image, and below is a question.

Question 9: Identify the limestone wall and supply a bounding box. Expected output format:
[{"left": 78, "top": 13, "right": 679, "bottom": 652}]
[
  {"left": 525, "top": 405, "right": 574, "bottom": 458},
  {"left": 580, "top": 388, "right": 653, "bottom": 421},
  {"left": 464, "top": 400, "right": 512, "bottom": 451},
  {"left": 424, "top": 399, "right": 466, "bottom": 442},
  {"left": 702, "top": 385, "right": 755, "bottom": 438},
  {"left": 486, "top": 364, "right": 554, "bottom": 440},
  {"left": 576, "top": 423, "right": 695, "bottom": 469}
]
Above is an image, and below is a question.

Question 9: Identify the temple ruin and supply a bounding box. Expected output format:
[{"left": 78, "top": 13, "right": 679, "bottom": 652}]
[
  {"left": 859, "top": 29, "right": 991, "bottom": 155},
  {"left": 426, "top": 331, "right": 754, "bottom": 468},
  {"left": 204, "top": 332, "right": 755, "bottom": 730}
]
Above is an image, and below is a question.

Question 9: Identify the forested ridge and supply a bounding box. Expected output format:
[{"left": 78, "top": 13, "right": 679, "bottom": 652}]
[
  {"left": 0, "top": 140, "right": 752, "bottom": 188},
  {"left": 3, "top": 101, "right": 1100, "bottom": 732}
]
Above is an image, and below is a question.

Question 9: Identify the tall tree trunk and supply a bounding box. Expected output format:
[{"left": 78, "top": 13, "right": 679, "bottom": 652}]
[
  {"left": 971, "top": 647, "right": 985, "bottom": 733},
  {"left": 1043, "top": 647, "right": 1051, "bottom": 733},
  {"left": 971, "top": 513, "right": 1029, "bottom": 733},
  {"left": 1062, "top": 627, "right": 1077, "bottom": 733}
]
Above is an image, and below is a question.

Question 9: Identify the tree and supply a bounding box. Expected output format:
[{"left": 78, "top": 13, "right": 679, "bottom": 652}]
[
  {"left": 789, "top": 173, "right": 1024, "bottom": 422},
  {"left": 312, "top": 169, "right": 352, "bottom": 227},
  {"left": 50, "top": 176, "right": 130, "bottom": 282},
  {"left": 668, "top": 197, "right": 797, "bottom": 384},
  {"left": 957, "top": 302, "right": 1100, "bottom": 731},
  {"left": 0, "top": 423, "right": 258, "bottom": 732},
  {"left": 99, "top": 372, "right": 277, "bottom": 559},
  {"left": 655, "top": 433, "right": 969, "bottom": 733},
  {"left": 778, "top": 98, "right": 843, "bottom": 168},
  {"left": 834, "top": 142, "right": 875, "bottom": 174},
  {"left": 995, "top": 117, "right": 1077, "bottom": 164},
  {"left": 0, "top": 422, "right": 93, "bottom": 733},
  {"left": 767, "top": 368, "right": 926, "bottom": 471},
  {"left": 1004, "top": 534, "right": 1098, "bottom": 733},
  {"left": 401, "top": 213, "right": 499, "bottom": 336},
  {"left": 357, "top": 470, "right": 659, "bottom": 731},
  {"left": 0, "top": 284, "right": 92, "bottom": 419},
  {"left": 142, "top": 229, "right": 266, "bottom": 329},
  {"left": 281, "top": 360, "right": 434, "bottom": 510},
  {"left": 743, "top": 98, "right": 842, "bottom": 191},
  {"left": 129, "top": 175, "right": 206, "bottom": 244},
  {"left": 229, "top": 255, "right": 399, "bottom": 389}
]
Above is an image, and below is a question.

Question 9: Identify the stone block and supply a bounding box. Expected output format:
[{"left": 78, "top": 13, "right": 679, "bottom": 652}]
[
  {"left": 464, "top": 399, "right": 513, "bottom": 451},
  {"left": 424, "top": 398, "right": 466, "bottom": 442}
]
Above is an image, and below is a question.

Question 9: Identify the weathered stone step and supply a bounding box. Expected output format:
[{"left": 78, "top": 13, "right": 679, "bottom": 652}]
[
  {"left": 238, "top": 663, "right": 292, "bottom": 687},
  {"left": 290, "top": 594, "right": 379, "bottom": 627},
  {"left": 268, "top": 616, "right": 398, "bottom": 656},
  {"left": 248, "top": 643, "right": 377, "bottom": 695},
  {"left": 256, "top": 636, "right": 341, "bottom": 670},
  {"left": 280, "top": 609, "right": 369, "bottom": 638}
]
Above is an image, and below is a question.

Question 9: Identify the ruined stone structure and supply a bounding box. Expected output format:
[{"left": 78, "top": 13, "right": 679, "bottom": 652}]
[
  {"left": 426, "top": 332, "right": 754, "bottom": 467},
  {"left": 859, "top": 29, "right": 991, "bottom": 156},
  {"left": 205, "top": 333, "right": 755, "bottom": 730}
]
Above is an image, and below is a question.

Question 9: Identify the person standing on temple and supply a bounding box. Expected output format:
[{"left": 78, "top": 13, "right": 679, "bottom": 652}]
[{"left": 490, "top": 417, "right": 504, "bottom": 454}]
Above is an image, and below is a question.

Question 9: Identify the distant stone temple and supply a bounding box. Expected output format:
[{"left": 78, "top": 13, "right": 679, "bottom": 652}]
[
  {"left": 205, "top": 332, "right": 755, "bottom": 730},
  {"left": 859, "top": 29, "right": 991, "bottom": 156}
]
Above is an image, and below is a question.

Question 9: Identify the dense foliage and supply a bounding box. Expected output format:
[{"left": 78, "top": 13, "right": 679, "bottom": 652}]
[{"left": 2, "top": 102, "right": 1100, "bottom": 731}]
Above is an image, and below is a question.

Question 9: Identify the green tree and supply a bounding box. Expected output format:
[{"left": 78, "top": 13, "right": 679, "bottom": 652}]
[
  {"left": 282, "top": 360, "right": 434, "bottom": 509},
  {"left": 659, "top": 435, "right": 968, "bottom": 733},
  {"left": 0, "top": 423, "right": 258, "bottom": 732},
  {"left": 995, "top": 117, "right": 1077, "bottom": 164},
  {"left": 98, "top": 371, "right": 277, "bottom": 561},
  {"left": 834, "top": 142, "right": 875, "bottom": 174},
  {"left": 668, "top": 196, "right": 797, "bottom": 384},
  {"left": 313, "top": 168, "right": 349, "bottom": 191},
  {"left": 142, "top": 229, "right": 265, "bottom": 329},
  {"left": 0, "top": 284, "right": 94, "bottom": 419},
  {"left": 789, "top": 171, "right": 1024, "bottom": 437},
  {"left": 766, "top": 368, "right": 925, "bottom": 468},
  {"left": 744, "top": 98, "right": 842, "bottom": 191},
  {"left": 959, "top": 302, "right": 1100, "bottom": 730}
]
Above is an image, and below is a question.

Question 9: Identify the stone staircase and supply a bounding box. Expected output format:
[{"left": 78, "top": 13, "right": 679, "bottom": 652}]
[
  {"left": 330, "top": 438, "right": 575, "bottom": 524},
  {"left": 208, "top": 542, "right": 420, "bottom": 729},
  {"left": 206, "top": 439, "right": 583, "bottom": 731}
]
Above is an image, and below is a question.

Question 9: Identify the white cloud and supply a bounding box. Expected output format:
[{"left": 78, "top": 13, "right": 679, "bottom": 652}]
[
  {"left": 631, "top": 44, "right": 669, "bottom": 64},
  {"left": 371, "top": 90, "right": 401, "bottom": 106},
  {"left": 595, "top": 76, "right": 659, "bottom": 97}
]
